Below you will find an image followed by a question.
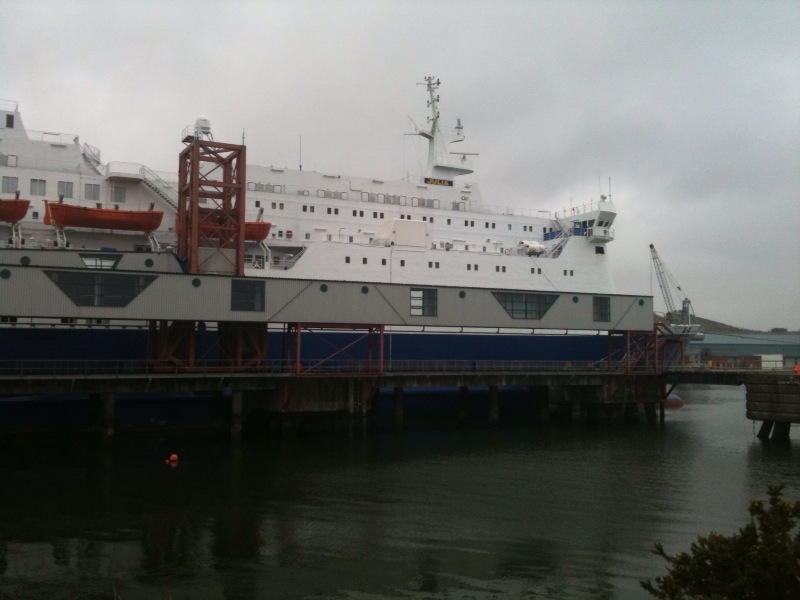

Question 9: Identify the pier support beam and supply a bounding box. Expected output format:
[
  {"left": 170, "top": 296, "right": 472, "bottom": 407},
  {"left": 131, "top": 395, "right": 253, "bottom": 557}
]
[
  {"left": 547, "top": 385, "right": 566, "bottom": 422},
  {"left": 88, "top": 392, "right": 115, "bottom": 442},
  {"left": 348, "top": 379, "right": 355, "bottom": 416},
  {"left": 212, "top": 390, "right": 228, "bottom": 429},
  {"left": 230, "top": 390, "right": 243, "bottom": 442},
  {"left": 459, "top": 386, "right": 469, "bottom": 424},
  {"left": 393, "top": 386, "right": 404, "bottom": 429},
  {"left": 757, "top": 420, "right": 774, "bottom": 440},
  {"left": 569, "top": 388, "right": 582, "bottom": 421},
  {"left": 747, "top": 378, "right": 800, "bottom": 442},
  {"left": 488, "top": 385, "right": 499, "bottom": 426},
  {"left": 772, "top": 422, "right": 791, "bottom": 442}
]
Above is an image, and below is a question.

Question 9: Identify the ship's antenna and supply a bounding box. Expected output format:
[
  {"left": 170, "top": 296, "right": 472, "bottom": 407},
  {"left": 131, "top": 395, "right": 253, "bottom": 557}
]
[
  {"left": 242, "top": 129, "right": 245, "bottom": 145},
  {"left": 299, "top": 135, "right": 302, "bottom": 171},
  {"left": 608, "top": 176, "right": 612, "bottom": 199}
]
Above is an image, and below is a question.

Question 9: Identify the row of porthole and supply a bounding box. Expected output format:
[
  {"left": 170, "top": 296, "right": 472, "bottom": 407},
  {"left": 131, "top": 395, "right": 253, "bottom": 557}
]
[
  {"left": 317, "top": 283, "right": 470, "bottom": 299},
  {"left": 14, "top": 255, "right": 158, "bottom": 268},
  {"left": 571, "top": 296, "right": 646, "bottom": 307},
  {"left": 0, "top": 264, "right": 647, "bottom": 310}
]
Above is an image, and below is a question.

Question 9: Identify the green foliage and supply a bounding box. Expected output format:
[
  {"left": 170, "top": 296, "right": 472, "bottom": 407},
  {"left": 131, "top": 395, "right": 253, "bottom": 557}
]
[{"left": 641, "top": 484, "right": 800, "bottom": 599}]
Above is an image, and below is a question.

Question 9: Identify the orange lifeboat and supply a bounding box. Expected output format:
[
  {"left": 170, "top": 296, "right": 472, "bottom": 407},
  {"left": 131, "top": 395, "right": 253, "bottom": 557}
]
[
  {"left": 0, "top": 198, "right": 30, "bottom": 223},
  {"left": 242, "top": 221, "right": 271, "bottom": 242},
  {"left": 195, "top": 208, "right": 271, "bottom": 241},
  {"left": 44, "top": 200, "right": 164, "bottom": 233},
  {"left": 198, "top": 221, "right": 271, "bottom": 242}
]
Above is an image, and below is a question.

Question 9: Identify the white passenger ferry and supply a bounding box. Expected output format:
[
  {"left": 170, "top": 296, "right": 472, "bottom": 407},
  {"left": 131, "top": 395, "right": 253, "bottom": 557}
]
[
  {"left": 1, "top": 77, "right": 616, "bottom": 295},
  {"left": 0, "top": 75, "right": 655, "bottom": 365}
]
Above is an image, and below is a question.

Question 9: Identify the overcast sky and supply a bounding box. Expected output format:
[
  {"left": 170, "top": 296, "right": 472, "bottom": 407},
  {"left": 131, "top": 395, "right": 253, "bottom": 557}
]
[{"left": 2, "top": 0, "right": 798, "bottom": 331}]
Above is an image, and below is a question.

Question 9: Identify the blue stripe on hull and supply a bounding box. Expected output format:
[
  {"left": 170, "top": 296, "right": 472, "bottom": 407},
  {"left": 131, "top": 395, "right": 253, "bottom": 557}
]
[{"left": 0, "top": 329, "right": 611, "bottom": 363}]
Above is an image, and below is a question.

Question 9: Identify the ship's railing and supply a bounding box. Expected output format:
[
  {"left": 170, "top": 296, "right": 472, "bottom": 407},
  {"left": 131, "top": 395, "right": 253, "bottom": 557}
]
[
  {"left": 140, "top": 165, "right": 179, "bottom": 209},
  {"left": 2, "top": 358, "right": 791, "bottom": 378},
  {"left": 244, "top": 177, "right": 610, "bottom": 222},
  {"left": 0, "top": 99, "right": 19, "bottom": 112},
  {"left": 0, "top": 358, "right": 670, "bottom": 377},
  {"left": 82, "top": 143, "right": 102, "bottom": 164},
  {"left": 106, "top": 161, "right": 144, "bottom": 177},
  {"left": 19, "top": 128, "right": 79, "bottom": 145}
]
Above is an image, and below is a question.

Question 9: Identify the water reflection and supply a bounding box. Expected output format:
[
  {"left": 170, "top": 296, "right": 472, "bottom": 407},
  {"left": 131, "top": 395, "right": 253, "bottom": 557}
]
[{"left": 0, "top": 386, "right": 798, "bottom": 599}]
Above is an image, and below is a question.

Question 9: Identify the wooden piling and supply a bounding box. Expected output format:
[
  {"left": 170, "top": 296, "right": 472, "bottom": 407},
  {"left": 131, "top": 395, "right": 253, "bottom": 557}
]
[
  {"left": 488, "top": 385, "right": 499, "bottom": 426},
  {"left": 393, "top": 386, "right": 404, "bottom": 429},
  {"left": 230, "top": 390, "right": 243, "bottom": 441},
  {"left": 89, "top": 392, "right": 115, "bottom": 441}
]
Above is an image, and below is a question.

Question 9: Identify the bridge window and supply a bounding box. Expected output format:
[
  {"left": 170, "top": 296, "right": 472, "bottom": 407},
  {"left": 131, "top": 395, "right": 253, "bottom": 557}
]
[
  {"left": 231, "top": 279, "right": 265, "bottom": 312},
  {"left": 493, "top": 291, "right": 558, "bottom": 320},
  {"left": 410, "top": 288, "right": 437, "bottom": 316},
  {"left": 593, "top": 296, "right": 611, "bottom": 322}
]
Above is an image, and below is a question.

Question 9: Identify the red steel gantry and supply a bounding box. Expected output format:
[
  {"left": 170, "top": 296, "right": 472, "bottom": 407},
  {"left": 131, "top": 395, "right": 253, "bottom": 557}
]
[
  {"left": 148, "top": 135, "right": 267, "bottom": 369},
  {"left": 177, "top": 139, "right": 246, "bottom": 275}
]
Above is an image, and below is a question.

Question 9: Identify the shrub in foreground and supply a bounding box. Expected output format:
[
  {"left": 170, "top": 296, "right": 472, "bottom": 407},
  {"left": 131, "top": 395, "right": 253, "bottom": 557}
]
[{"left": 641, "top": 484, "right": 800, "bottom": 599}]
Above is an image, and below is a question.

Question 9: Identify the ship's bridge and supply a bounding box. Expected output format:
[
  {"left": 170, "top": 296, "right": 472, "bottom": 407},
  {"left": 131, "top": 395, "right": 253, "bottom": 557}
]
[{"left": 553, "top": 200, "right": 616, "bottom": 244}]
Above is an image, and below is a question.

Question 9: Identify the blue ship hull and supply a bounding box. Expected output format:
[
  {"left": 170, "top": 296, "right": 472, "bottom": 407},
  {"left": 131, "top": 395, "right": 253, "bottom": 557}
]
[
  {"left": 0, "top": 327, "right": 612, "bottom": 431},
  {"left": 0, "top": 328, "right": 611, "bottom": 363}
]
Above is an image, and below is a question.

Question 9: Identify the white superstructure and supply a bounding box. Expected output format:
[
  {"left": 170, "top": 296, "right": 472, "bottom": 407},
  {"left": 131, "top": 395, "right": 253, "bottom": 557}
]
[{"left": 1, "top": 78, "right": 617, "bottom": 298}]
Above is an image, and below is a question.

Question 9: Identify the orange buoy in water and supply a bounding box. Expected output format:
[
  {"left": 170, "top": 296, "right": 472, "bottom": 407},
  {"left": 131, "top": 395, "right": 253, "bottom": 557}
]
[{"left": 664, "top": 394, "right": 684, "bottom": 409}]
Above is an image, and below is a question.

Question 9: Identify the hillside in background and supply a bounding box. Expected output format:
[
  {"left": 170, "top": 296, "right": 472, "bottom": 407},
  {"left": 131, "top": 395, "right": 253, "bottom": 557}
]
[{"left": 653, "top": 314, "right": 766, "bottom": 334}]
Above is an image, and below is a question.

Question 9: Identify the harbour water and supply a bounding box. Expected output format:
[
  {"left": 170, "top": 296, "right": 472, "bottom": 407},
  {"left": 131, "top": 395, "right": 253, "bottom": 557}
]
[{"left": 1, "top": 384, "right": 798, "bottom": 599}]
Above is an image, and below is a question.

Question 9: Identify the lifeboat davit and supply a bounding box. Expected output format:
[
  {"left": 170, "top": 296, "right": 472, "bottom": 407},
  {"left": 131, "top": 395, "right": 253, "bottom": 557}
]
[
  {"left": 0, "top": 198, "right": 30, "bottom": 223},
  {"left": 44, "top": 200, "right": 164, "bottom": 233}
]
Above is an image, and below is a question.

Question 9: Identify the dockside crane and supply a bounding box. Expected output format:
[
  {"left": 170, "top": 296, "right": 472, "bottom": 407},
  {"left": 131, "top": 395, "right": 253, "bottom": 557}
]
[{"left": 649, "top": 243, "right": 704, "bottom": 339}]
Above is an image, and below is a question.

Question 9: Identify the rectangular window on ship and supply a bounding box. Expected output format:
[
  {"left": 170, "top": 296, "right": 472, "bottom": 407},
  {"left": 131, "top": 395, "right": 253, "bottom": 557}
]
[
  {"left": 57, "top": 181, "right": 74, "bottom": 198},
  {"left": 30, "top": 179, "right": 46, "bottom": 196},
  {"left": 85, "top": 183, "right": 100, "bottom": 201},
  {"left": 593, "top": 296, "right": 611, "bottom": 322},
  {"left": 410, "top": 288, "right": 437, "bottom": 316},
  {"left": 2, "top": 176, "right": 18, "bottom": 193},
  {"left": 112, "top": 186, "right": 126, "bottom": 203},
  {"left": 231, "top": 279, "right": 265, "bottom": 312}
]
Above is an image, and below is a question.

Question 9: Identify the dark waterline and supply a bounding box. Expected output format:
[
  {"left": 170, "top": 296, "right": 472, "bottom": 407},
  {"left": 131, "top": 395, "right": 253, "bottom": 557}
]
[{"left": 1, "top": 385, "right": 798, "bottom": 599}]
